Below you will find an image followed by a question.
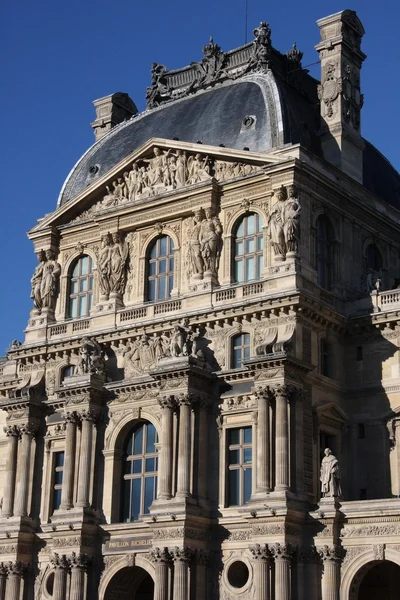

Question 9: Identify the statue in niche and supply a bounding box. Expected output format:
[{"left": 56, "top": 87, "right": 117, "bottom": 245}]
[
  {"left": 267, "top": 186, "right": 286, "bottom": 259},
  {"left": 282, "top": 184, "right": 301, "bottom": 255},
  {"left": 320, "top": 448, "right": 342, "bottom": 498},
  {"left": 98, "top": 233, "right": 113, "bottom": 299},
  {"left": 30, "top": 249, "right": 46, "bottom": 312},
  {"left": 109, "top": 231, "right": 129, "bottom": 296},
  {"left": 40, "top": 249, "right": 61, "bottom": 311},
  {"left": 187, "top": 209, "right": 206, "bottom": 279},
  {"left": 200, "top": 208, "right": 223, "bottom": 274},
  {"left": 187, "top": 153, "right": 211, "bottom": 184},
  {"left": 76, "top": 337, "right": 106, "bottom": 377}
]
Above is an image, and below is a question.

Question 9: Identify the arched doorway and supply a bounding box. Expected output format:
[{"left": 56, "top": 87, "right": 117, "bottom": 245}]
[
  {"left": 357, "top": 561, "right": 400, "bottom": 600},
  {"left": 104, "top": 566, "right": 154, "bottom": 600}
]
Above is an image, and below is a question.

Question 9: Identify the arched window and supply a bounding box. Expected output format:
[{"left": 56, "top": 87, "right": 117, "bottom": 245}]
[
  {"left": 68, "top": 255, "right": 94, "bottom": 318},
  {"left": 232, "top": 333, "right": 251, "bottom": 369},
  {"left": 366, "top": 244, "right": 383, "bottom": 272},
  {"left": 316, "top": 216, "right": 335, "bottom": 291},
  {"left": 233, "top": 213, "right": 263, "bottom": 282},
  {"left": 146, "top": 236, "right": 174, "bottom": 302},
  {"left": 60, "top": 365, "right": 75, "bottom": 383},
  {"left": 121, "top": 422, "right": 158, "bottom": 522}
]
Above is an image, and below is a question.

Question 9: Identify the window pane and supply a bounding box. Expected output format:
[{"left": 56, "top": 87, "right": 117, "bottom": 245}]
[
  {"left": 256, "top": 214, "right": 262, "bottom": 232},
  {"left": 228, "top": 429, "right": 240, "bottom": 445},
  {"left": 159, "top": 236, "right": 167, "bottom": 256},
  {"left": 158, "top": 277, "right": 166, "bottom": 300},
  {"left": 70, "top": 280, "right": 78, "bottom": 294},
  {"left": 69, "top": 298, "right": 77, "bottom": 319},
  {"left": 131, "top": 479, "right": 141, "bottom": 521},
  {"left": 233, "top": 348, "right": 242, "bottom": 368},
  {"left": 88, "top": 276, "right": 94, "bottom": 291},
  {"left": 243, "top": 448, "right": 252, "bottom": 463},
  {"left": 235, "top": 260, "right": 243, "bottom": 283},
  {"left": 81, "top": 256, "right": 89, "bottom": 275},
  {"left": 243, "top": 468, "right": 252, "bottom": 503},
  {"left": 55, "top": 452, "right": 64, "bottom": 467},
  {"left": 72, "top": 263, "right": 80, "bottom": 277},
  {"left": 235, "top": 241, "right": 243, "bottom": 256},
  {"left": 246, "top": 238, "right": 255, "bottom": 254},
  {"left": 169, "top": 258, "right": 174, "bottom": 272},
  {"left": 243, "top": 345, "right": 250, "bottom": 361},
  {"left": 133, "top": 426, "right": 143, "bottom": 455},
  {"left": 150, "top": 243, "right": 157, "bottom": 259},
  {"left": 146, "top": 424, "right": 156, "bottom": 453},
  {"left": 236, "top": 221, "right": 244, "bottom": 237},
  {"left": 243, "top": 427, "right": 252, "bottom": 443},
  {"left": 79, "top": 278, "right": 88, "bottom": 292},
  {"left": 133, "top": 459, "right": 142, "bottom": 474},
  {"left": 168, "top": 275, "right": 174, "bottom": 296},
  {"left": 144, "top": 477, "right": 155, "bottom": 514},
  {"left": 246, "top": 256, "right": 255, "bottom": 280},
  {"left": 78, "top": 295, "right": 87, "bottom": 317},
  {"left": 88, "top": 293, "right": 93, "bottom": 312},
  {"left": 123, "top": 481, "right": 130, "bottom": 522},
  {"left": 228, "top": 469, "right": 240, "bottom": 506},
  {"left": 53, "top": 489, "right": 62, "bottom": 511},
  {"left": 243, "top": 333, "right": 250, "bottom": 345},
  {"left": 124, "top": 459, "right": 132, "bottom": 475},
  {"left": 257, "top": 255, "right": 263, "bottom": 278},
  {"left": 145, "top": 458, "right": 155, "bottom": 472},
  {"left": 229, "top": 449, "right": 240, "bottom": 464},
  {"left": 148, "top": 279, "right": 156, "bottom": 302},
  {"left": 257, "top": 235, "right": 263, "bottom": 251},
  {"left": 159, "top": 260, "right": 167, "bottom": 274},
  {"left": 54, "top": 471, "right": 63, "bottom": 485},
  {"left": 247, "top": 214, "right": 255, "bottom": 234}
]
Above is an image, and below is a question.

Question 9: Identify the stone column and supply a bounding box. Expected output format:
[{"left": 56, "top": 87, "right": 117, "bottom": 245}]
[
  {"left": 150, "top": 547, "right": 170, "bottom": 600},
  {"left": 250, "top": 544, "right": 271, "bottom": 600},
  {"left": 274, "top": 386, "right": 290, "bottom": 491},
  {"left": 176, "top": 396, "right": 192, "bottom": 499},
  {"left": 171, "top": 547, "right": 192, "bottom": 600},
  {"left": 76, "top": 410, "right": 97, "bottom": 508},
  {"left": 6, "top": 562, "right": 24, "bottom": 600},
  {"left": 319, "top": 546, "right": 341, "bottom": 600},
  {"left": 271, "top": 543, "right": 291, "bottom": 600},
  {"left": 69, "top": 553, "right": 90, "bottom": 600},
  {"left": 14, "top": 424, "right": 36, "bottom": 517},
  {"left": 157, "top": 397, "right": 175, "bottom": 500},
  {"left": 197, "top": 399, "right": 209, "bottom": 502},
  {"left": 195, "top": 550, "right": 209, "bottom": 600},
  {"left": 255, "top": 388, "right": 271, "bottom": 493},
  {"left": 60, "top": 412, "right": 79, "bottom": 510},
  {"left": 2, "top": 425, "right": 20, "bottom": 517},
  {"left": 0, "top": 563, "right": 8, "bottom": 600},
  {"left": 51, "top": 554, "right": 69, "bottom": 600}
]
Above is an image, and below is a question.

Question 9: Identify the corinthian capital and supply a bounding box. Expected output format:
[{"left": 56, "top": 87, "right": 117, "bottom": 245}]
[
  {"left": 149, "top": 547, "right": 171, "bottom": 563},
  {"left": 0, "top": 563, "right": 8, "bottom": 576},
  {"left": 250, "top": 543, "right": 271, "bottom": 561},
  {"left": 19, "top": 423, "right": 37, "bottom": 437},
  {"left": 318, "top": 545, "right": 342, "bottom": 562},
  {"left": 270, "top": 543, "right": 292, "bottom": 560},
  {"left": 4, "top": 424, "right": 20, "bottom": 438},
  {"left": 50, "top": 553, "right": 70, "bottom": 571},
  {"left": 157, "top": 396, "right": 177, "bottom": 410},
  {"left": 254, "top": 386, "right": 274, "bottom": 401},
  {"left": 7, "top": 561, "right": 26, "bottom": 576},
  {"left": 170, "top": 546, "right": 194, "bottom": 563},
  {"left": 69, "top": 552, "right": 91, "bottom": 570},
  {"left": 78, "top": 409, "right": 99, "bottom": 423},
  {"left": 176, "top": 394, "right": 196, "bottom": 408},
  {"left": 63, "top": 411, "right": 80, "bottom": 426},
  {"left": 271, "top": 384, "right": 293, "bottom": 401}
]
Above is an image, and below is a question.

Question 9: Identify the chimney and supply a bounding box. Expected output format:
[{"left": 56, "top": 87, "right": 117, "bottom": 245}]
[
  {"left": 91, "top": 92, "right": 138, "bottom": 142},
  {"left": 315, "top": 10, "right": 366, "bottom": 183}
]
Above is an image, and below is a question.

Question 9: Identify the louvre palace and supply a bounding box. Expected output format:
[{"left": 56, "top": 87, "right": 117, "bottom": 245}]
[{"left": 1, "top": 8, "right": 400, "bottom": 600}]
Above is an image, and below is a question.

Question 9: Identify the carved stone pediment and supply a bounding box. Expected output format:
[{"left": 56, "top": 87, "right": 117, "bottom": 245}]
[{"left": 29, "top": 139, "right": 283, "bottom": 233}]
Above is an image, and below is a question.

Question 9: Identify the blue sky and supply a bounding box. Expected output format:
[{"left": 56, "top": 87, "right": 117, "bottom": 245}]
[{"left": 0, "top": 0, "right": 399, "bottom": 354}]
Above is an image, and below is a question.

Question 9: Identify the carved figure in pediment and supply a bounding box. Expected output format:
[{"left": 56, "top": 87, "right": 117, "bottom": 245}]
[
  {"left": 102, "top": 185, "right": 117, "bottom": 208},
  {"left": 127, "top": 163, "right": 140, "bottom": 199},
  {"left": 76, "top": 336, "right": 106, "bottom": 377},
  {"left": 110, "top": 231, "right": 129, "bottom": 296},
  {"left": 30, "top": 249, "right": 46, "bottom": 312},
  {"left": 142, "top": 147, "right": 171, "bottom": 187},
  {"left": 283, "top": 184, "right": 301, "bottom": 255},
  {"left": 41, "top": 249, "right": 61, "bottom": 311},
  {"left": 187, "top": 153, "right": 211, "bottom": 184},
  {"left": 174, "top": 149, "right": 187, "bottom": 187},
  {"left": 201, "top": 208, "right": 223, "bottom": 274},
  {"left": 98, "top": 233, "right": 113, "bottom": 299}
]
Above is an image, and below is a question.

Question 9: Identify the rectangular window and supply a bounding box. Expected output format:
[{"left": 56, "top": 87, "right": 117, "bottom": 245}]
[
  {"left": 52, "top": 451, "right": 64, "bottom": 513},
  {"left": 320, "top": 339, "right": 334, "bottom": 378},
  {"left": 227, "top": 426, "right": 252, "bottom": 506}
]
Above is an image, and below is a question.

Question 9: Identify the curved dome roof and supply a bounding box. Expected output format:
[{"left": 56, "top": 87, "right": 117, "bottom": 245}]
[{"left": 58, "top": 72, "right": 320, "bottom": 206}]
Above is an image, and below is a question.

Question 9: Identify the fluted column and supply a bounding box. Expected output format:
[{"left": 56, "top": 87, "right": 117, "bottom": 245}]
[
  {"left": 157, "top": 397, "right": 175, "bottom": 500},
  {"left": 6, "top": 562, "right": 24, "bottom": 600},
  {"left": 51, "top": 554, "right": 69, "bottom": 600},
  {"left": 255, "top": 388, "right": 271, "bottom": 493},
  {"left": 250, "top": 544, "right": 271, "bottom": 600},
  {"left": 319, "top": 546, "right": 341, "bottom": 600},
  {"left": 195, "top": 550, "right": 209, "bottom": 600},
  {"left": 176, "top": 396, "right": 192, "bottom": 499},
  {"left": 69, "top": 553, "right": 90, "bottom": 600},
  {"left": 197, "top": 399, "right": 209, "bottom": 502},
  {"left": 14, "top": 423, "right": 36, "bottom": 517},
  {"left": 271, "top": 543, "right": 291, "bottom": 600},
  {"left": 60, "top": 412, "right": 79, "bottom": 510},
  {"left": 171, "top": 547, "right": 192, "bottom": 600},
  {"left": 0, "top": 563, "right": 8, "bottom": 600},
  {"left": 274, "top": 386, "right": 290, "bottom": 491},
  {"left": 2, "top": 426, "right": 19, "bottom": 517},
  {"left": 150, "top": 547, "right": 170, "bottom": 600},
  {"left": 76, "top": 410, "right": 97, "bottom": 508}
]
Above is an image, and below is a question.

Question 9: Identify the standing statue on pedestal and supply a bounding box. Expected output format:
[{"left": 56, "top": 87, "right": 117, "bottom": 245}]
[
  {"left": 110, "top": 231, "right": 129, "bottom": 296},
  {"left": 267, "top": 186, "right": 286, "bottom": 259},
  {"left": 98, "top": 233, "right": 113, "bottom": 300},
  {"left": 283, "top": 184, "right": 301, "bottom": 255},
  {"left": 200, "top": 208, "right": 223, "bottom": 274},
  {"left": 187, "top": 209, "right": 206, "bottom": 279},
  {"left": 320, "top": 448, "right": 342, "bottom": 498},
  {"left": 30, "top": 249, "right": 46, "bottom": 312},
  {"left": 40, "top": 250, "right": 61, "bottom": 311}
]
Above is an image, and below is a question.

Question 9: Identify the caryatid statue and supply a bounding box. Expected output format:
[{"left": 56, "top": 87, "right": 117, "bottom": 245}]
[
  {"left": 200, "top": 208, "right": 223, "bottom": 274},
  {"left": 320, "top": 448, "right": 342, "bottom": 498},
  {"left": 40, "top": 249, "right": 61, "bottom": 311},
  {"left": 282, "top": 184, "right": 301, "bottom": 255},
  {"left": 30, "top": 249, "right": 46, "bottom": 312},
  {"left": 109, "top": 231, "right": 129, "bottom": 296}
]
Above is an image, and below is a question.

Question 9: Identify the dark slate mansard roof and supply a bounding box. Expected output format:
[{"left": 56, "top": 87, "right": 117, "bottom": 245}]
[{"left": 58, "top": 24, "right": 400, "bottom": 210}]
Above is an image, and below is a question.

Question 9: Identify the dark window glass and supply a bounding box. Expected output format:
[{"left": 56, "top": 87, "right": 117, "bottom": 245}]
[
  {"left": 68, "top": 255, "right": 94, "bottom": 318},
  {"left": 122, "top": 422, "right": 158, "bottom": 522},
  {"left": 146, "top": 236, "right": 174, "bottom": 302},
  {"left": 366, "top": 244, "right": 382, "bottom": 272},
  {"left": 61, "top": 365, "right": 75, "bottom": 382},
  {"left": 320, "top": 339, "right": 334, "bottom": 378},
  {"left": 233, "top": 213, "right": 264, "bottom": 283},
  {"left": 51, "top": 451, "right": 64, "bottom": 513},
  {"left": 227, "top": 426, "right": 252, "bottom": 506},
  {"left": 316, "top": 216, "right": 335, "bottom": 291},
  {"left": 232, "top": 333, "right": 251, "bottom": 368}
]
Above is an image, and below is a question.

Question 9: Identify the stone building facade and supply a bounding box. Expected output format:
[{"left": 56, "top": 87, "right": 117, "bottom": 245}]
[{"left": 1, "top": 9, "right": 400, "bottom": 600}]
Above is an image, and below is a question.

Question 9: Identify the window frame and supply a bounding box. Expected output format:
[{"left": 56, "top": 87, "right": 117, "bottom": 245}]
[
  {"left": 51, "top": 451, "right": 64, "bottom": 514},
  {"left": 146, "top": 235, "right": 175, "bottom": 303},
  {"left": 231, "top": 333, "right": 251, "bottom": 369},
  {"left": 316, "top": 215, "right": 335, "bottom": 291},
  {"left": 67, "top": 255, "right": 94, "bottom": 319},
  {"left": 232, "top": 213, "right": 264, "bottom": 283},
  {"left": 226, "top": 426, "right": 253, "bottom": 507},
  {"left": 121, "top": 421, "right": 158, "bottom": 523},
  {"left": 320, "top": 338, "right": 334, "bottom": 378}
]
